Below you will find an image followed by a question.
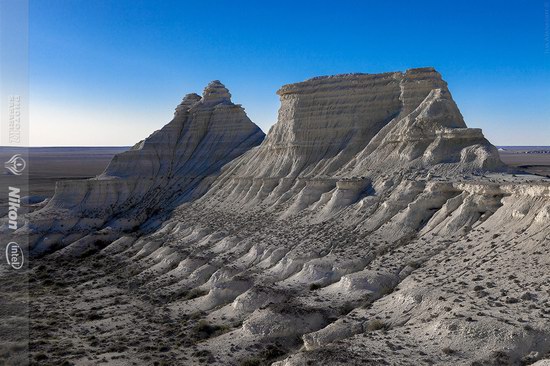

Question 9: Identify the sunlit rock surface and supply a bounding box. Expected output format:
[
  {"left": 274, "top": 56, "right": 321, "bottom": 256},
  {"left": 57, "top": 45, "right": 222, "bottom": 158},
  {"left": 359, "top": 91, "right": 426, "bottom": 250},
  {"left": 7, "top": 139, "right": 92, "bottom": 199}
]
[
  {"left": 9, "top": 81, "right": 264, "bottom": 255},
  {"left": 9, "top": 68, "right": 550, "bottom": 366}
]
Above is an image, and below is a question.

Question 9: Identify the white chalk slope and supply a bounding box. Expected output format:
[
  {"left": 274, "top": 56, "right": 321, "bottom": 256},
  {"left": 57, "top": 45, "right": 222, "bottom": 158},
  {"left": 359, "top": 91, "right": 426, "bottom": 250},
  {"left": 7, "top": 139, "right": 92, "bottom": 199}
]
[
  {"left": 14, "top": 68, "right": 550, "bottom": 365},
  {"left": 12, "top": 81, "right": 264, "bottom": 256}
]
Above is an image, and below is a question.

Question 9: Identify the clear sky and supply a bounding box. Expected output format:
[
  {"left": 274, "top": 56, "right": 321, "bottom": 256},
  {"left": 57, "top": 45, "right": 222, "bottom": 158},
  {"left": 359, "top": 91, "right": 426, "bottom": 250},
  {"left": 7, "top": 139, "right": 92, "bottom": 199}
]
[{"left": 30, "top": 0, "right": 550, "bottom": 146}]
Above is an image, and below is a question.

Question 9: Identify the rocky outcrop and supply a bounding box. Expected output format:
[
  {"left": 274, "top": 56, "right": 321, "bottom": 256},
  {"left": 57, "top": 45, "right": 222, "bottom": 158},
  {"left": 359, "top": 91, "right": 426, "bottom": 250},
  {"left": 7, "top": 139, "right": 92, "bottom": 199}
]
[
  {"left": 202, "top": 67, "right": 504, "bottom": 212},
  {"left": 18, "top": 81, "right": 264, "bottom": 255},
  {"left": 12, "top": 68, "right": 550, "bottom": 366}
]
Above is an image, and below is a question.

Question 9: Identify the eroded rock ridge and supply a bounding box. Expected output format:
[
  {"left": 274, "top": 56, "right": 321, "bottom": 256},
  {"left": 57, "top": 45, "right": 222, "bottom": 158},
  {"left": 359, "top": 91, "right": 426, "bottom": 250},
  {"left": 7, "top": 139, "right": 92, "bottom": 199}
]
[{"left": 9, "top": 68, "right": 550, "bottom": 366}]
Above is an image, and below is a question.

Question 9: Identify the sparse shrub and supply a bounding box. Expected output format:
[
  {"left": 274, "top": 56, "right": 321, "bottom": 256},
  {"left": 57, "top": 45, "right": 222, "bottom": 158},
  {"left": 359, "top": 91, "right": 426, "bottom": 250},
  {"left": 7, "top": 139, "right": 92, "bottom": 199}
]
[
  {"left": 157, "top": 345, "right": 170, "bottom": 352},
  {"left": 192, "top": 349, "right": 214, "bottom": 363},
  {"left": 339, "top": 302, "right": 355, "bottom": 315},
  {"left": 184, "top": 288, "right": 209, "bottom": 300},
  {"left": 86, "top": 311, "right": 103, "bottom": 321},
  {"left": 505, "top": 297, "right": 519, "bottom": 304},
  {"left": 189, "top": 311, "right": 204, "bottom": 319},
  {"left": 442, "top": 346, "right": 455, "bottom": 355},
  {"left": 240, "top": 358, "right": 261, "bottom": 366},
  {"left": 42, "top": 278, "right": 54, "bottom": 286},
  {"left": 80, "top": 248, "right": 98, "bottom": 258},
  {"left": 260, "top": 344, "right": 285, "bottom": 360},
  {"left": 360, "top": 294, "right": 372, "bottom": 309},
  {"left": 366, "top": 319, "right": 389, "bottom": 331},
  {"left": 106, "top": 343, "right": 127, "bottom": 353},
  {"left": 34, "top": 353, "right": 48, "bottom": 361},
  {"left": 379, "top": 284, "right": 394, "bottom": 296},
  {"left": 238, "top": 344, "right": 285, "bottom": 365},
  {"left": 155, "top": 359, "right": 170, "bottom": 365},
  {"left": 491, "top": 350, "right": 510, "bottom": 364},
  {"left": 192, "top": 320, "right": 229, "bottom": 340},
  {"left": 309, "top": 283, "right": 322, "bottom": 291}
]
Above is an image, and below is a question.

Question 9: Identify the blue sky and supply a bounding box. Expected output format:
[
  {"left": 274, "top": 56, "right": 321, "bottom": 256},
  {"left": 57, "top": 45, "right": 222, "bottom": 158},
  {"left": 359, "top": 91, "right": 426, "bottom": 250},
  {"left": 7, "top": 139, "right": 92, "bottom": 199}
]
[{"left": 30, "top": 0, "right": 550, "bottom": 146}]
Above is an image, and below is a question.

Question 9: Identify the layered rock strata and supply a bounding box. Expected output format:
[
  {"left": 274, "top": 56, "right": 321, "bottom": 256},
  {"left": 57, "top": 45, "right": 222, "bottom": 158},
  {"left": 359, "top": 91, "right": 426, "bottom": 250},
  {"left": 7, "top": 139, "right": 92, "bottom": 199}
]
[
  {"left": 15, "top": 81, "right": 264, "bottom": 255},
  {"left": 10, "top": 68, "right": 550, "bottom": 366},
  {"left": 202, "top": 68, "right": 504, "bottom": 214}
]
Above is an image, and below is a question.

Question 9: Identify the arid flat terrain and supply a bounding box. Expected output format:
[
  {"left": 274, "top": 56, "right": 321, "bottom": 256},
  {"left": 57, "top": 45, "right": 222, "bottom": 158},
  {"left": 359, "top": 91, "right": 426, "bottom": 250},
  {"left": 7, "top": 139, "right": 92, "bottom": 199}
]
[
  {"left": 2, "top": 146, "right": 545, "bottom": 199},
  {"left": 0, "top": 147, "right": 127, "bottom": 214},
  {"left": 497, "top": 147, "right": 550, "bottom": 177}
]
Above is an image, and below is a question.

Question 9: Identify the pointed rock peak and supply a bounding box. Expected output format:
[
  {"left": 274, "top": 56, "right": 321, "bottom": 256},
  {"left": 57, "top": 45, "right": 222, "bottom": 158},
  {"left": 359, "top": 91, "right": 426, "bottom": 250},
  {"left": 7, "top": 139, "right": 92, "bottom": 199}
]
[
  {"left": 175, "top": 93, "right": 201, "bottom": 115},
  {"left": 182, "top": 92, "right": 201, "bottom": 103},
  {"left": 202, "top": 80, "right": 232, "bottom": 105},
  {"left": 403, "top": 66, "right": 444, "bottom": 82}
]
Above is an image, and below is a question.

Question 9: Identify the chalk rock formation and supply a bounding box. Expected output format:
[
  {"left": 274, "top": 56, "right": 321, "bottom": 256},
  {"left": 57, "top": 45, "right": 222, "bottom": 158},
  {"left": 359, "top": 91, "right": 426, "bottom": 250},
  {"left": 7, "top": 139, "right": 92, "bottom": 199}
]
[
  {"left": 202, "top": 68, "right": 504, "bottom": 213},
  {"left": 19, "top": 81, "right": 264, "bottom": 255},
  {"left": 14, "top": 68, "right": 550, "bottom": 366}
]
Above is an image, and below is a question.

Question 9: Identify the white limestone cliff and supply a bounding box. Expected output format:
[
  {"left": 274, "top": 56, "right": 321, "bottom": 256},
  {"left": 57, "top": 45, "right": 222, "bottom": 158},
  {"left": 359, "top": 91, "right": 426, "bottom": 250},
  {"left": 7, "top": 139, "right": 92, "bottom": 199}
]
[
  {"left": 201, "top": 67, "right": 505, "bottom": 214},
  {"left": 15, "top": 81, "right": 264, "bottom": 255},
  {"left": 9, "top": 68, "right": 550, "bottom": 366}
]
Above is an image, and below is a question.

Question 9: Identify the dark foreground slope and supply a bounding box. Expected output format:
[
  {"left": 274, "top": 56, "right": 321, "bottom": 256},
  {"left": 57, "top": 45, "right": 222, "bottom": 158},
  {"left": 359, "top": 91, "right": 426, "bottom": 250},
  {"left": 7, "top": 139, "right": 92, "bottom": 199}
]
[{"left": 3, "top": 69, "right": 550, "bottom": 366}]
